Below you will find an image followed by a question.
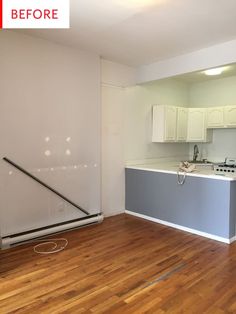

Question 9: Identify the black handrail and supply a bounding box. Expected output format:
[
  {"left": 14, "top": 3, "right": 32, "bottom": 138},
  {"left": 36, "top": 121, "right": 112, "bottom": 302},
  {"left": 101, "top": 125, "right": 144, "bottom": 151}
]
[{"left": 3, "top": 157, "right": 89, "bottom": 216}]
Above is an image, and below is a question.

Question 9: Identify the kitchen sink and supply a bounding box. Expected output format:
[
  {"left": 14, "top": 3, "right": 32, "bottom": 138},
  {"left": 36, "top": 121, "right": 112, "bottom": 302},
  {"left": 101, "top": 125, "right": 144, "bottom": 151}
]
[{"left": 188, "top": 160, "right": 212, "bottom": 164}]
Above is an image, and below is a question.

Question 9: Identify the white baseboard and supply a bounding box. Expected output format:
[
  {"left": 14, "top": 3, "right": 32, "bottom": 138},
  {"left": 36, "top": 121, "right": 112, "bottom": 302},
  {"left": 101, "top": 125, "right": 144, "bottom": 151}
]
[
  {"left": 229, "top": 235, "right": 236, "bottom": 243},
  {"left": 125, "top": 210, "right": 234, "bottom": 244}
]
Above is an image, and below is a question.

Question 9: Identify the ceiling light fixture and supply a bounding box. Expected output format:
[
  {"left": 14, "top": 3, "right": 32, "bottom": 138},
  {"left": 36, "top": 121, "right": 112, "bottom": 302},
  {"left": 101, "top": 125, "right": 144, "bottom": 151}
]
[{"left": 204, "top": 67, "right": 225, "bottom": 76}]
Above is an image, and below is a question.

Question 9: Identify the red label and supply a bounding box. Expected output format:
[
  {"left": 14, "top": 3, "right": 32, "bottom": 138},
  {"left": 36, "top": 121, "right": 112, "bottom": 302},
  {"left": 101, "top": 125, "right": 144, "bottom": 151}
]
[
  {"left": 0, "top": 0, "right": 2, "bottom": 28},
  {"left": 0, "top": 0, "right": 69, "bottom": 29}
]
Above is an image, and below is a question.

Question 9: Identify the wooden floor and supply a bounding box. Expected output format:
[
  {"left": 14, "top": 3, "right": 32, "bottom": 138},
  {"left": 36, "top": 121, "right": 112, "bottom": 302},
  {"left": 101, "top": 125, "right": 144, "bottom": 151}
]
[{"left": 1, "top": 214, "right": 236, "bottom": 313}]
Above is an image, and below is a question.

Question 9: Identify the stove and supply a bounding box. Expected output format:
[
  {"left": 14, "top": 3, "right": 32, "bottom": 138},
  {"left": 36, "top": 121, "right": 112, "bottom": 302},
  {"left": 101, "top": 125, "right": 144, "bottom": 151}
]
[{"left": 214, "top": 158, "right": 236, "bottom": 174}]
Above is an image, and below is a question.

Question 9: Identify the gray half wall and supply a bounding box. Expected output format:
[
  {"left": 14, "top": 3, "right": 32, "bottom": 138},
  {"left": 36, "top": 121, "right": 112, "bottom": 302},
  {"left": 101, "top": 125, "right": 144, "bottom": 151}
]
[{"left": 126, "top": 169, "right": 235, "bottom": 239}]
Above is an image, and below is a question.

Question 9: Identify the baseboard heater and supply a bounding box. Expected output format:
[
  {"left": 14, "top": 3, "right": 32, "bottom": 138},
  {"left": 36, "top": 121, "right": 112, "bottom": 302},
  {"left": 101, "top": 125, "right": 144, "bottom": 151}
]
[
  {"left": 1, "top": 157, "right": 103, "bottom": 249},
  {"left": 1, "top": 213, "right": 104, "bottom": 249}
]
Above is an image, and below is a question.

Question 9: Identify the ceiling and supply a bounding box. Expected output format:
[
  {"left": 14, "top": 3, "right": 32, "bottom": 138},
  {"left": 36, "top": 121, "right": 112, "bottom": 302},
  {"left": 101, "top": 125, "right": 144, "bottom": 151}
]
[
  {"left": 21, "top": 0, "right": 236, "bottom": 66},
  {"left": 174, "top": 63, "right": 236, "bottom": 84}
]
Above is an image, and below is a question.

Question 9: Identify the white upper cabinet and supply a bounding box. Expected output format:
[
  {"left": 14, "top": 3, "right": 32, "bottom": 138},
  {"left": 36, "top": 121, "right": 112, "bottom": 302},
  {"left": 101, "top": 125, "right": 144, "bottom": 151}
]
[
  {"left": 152, "top": 104, "right": 236, "bottom": 143},
  {"left": 224, "top": 106, "right": 236, "bottom": 127},
  {"left": 187, "top": 108, "right": 212, "bottom": 142},
  {"left": 176, "top": 107, "right": 188, "bottom": 142},
  {"left": 207, "top": 105, "right": 236, "bottom": 128},
  {"left": 165, "top": 106, "right": 177, "bottom": 141},
  {"left": 152, "top": 105, "right": 177, "bottom": 142},
  {"left": 207, "top": 107, "right": 225, "bottom": 128}
]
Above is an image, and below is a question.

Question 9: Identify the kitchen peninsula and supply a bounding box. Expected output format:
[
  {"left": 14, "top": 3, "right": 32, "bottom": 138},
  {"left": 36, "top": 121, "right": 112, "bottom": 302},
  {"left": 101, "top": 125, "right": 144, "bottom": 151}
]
[{"left": 125, "top": 162, "right": 236, "bottom": 244}]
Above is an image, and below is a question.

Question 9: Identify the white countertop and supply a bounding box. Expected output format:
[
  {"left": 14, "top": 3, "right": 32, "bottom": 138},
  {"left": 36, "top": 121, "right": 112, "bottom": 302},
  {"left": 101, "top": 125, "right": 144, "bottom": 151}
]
[{"left": 126, "top": 162, "right": 236, "bottom": 181}]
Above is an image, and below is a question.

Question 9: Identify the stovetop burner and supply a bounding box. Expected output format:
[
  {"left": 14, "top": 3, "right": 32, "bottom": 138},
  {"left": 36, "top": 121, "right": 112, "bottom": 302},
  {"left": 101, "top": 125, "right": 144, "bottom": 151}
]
[
  {"left": 214, "top": 163, "right": 236, "bottom": 174},
  {"left": 218, "top": 164, "right": 236, "bottom": 168},
  {"left": 213, "top": 158, "right": 236, "bottom": 174}
]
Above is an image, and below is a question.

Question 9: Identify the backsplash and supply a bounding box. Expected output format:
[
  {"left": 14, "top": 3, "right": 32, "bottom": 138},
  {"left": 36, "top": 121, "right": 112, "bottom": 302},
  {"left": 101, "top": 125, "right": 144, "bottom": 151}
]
[{"left": 189, "top": 128, "right": 236, "bottom": 163}]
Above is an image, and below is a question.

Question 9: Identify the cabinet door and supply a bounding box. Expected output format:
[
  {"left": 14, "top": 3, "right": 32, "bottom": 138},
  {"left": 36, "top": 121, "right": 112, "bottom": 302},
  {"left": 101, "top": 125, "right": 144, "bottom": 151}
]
[
  {"left": 207, "top": 107, "right": 224, "bottom": 128},
  {"left": 176, "top": 107, "right": 188, "bottom": 141},
  {"left": 187, "top": 108, "right": 206, "bottom": 142},
  {"left": 164, "top": 106, "right": 177, "bottom": 141},
  {"left": 224, "top": 106, "right": 236, "bottom": 127},
  {"left": 152, "top": 105, "right": 177, "bottom": 142},
  {"left": 152, "top": 105, "right": 165, "bottom": 142}
]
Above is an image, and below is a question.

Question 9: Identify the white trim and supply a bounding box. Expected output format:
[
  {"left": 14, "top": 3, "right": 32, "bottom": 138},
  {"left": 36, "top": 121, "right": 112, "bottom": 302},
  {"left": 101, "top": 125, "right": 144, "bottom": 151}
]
[
  {"left": 125, "top": 210, "right": 233, "bottom": 244},
  {"left": 229, "top": 235, "right": 236, "bottom": 244}
]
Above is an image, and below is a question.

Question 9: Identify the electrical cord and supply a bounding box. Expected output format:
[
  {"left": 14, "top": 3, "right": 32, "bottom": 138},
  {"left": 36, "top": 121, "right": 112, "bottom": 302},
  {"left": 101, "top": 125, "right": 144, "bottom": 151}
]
[
  {"left": 32, "top": 238, "right": 68, "bottom": 255},
  {"left": 177, "top": 171, "right": 186, "bottom": 185}
]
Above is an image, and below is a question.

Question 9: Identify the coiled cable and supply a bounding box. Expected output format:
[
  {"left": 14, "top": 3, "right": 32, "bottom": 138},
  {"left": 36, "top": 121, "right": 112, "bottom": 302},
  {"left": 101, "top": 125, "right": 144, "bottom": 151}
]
[
  {"left": 177, "top": 171, "right": 186, "bottom": 185},
  {"left": 32, "top": 238, "right": 68, "bottom": 255},
  {"left": 33, "top": 238, "right": 68, "bottom": 254}
]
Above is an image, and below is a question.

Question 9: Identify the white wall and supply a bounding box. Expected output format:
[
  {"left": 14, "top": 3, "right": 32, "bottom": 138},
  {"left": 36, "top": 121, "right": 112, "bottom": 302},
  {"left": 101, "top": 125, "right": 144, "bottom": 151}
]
[
  {"left": 188, "top": 75, "right": 236, "bottom": 161},
  {"left": 101, "top": 61, "right": 190, "bottom": 216},
  {"left": 193, "top": 129, "right": 236, "bottom": 162},
  {"left": 0, "top": 31, "right": 101, "bottom": 235},
  {"left": 189, "top": 76, "right": 236, "bottom": 107},
  {"left": 101, "top": 60, "right": 135, "bottom": 216},
  {"left": 125, "top": 80, "right": 190, "bottom": 161},
  {"left": 101, "top": 59, "right": 136, "bottom": 87},
  {"left": 102, "top": 85, "right": 126, "bottom": 216}
]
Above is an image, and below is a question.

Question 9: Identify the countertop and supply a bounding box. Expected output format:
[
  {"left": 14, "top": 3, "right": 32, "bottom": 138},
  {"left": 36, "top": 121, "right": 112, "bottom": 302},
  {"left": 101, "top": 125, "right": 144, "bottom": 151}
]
[{"left": 126, "top": 162, "right": 236, "bottom": 181}]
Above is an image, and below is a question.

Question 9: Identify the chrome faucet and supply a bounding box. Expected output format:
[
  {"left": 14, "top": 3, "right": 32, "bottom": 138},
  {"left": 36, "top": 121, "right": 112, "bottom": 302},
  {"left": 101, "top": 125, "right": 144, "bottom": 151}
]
[{"left": 193, "top": 144, "right": 199, "bottom": 161}]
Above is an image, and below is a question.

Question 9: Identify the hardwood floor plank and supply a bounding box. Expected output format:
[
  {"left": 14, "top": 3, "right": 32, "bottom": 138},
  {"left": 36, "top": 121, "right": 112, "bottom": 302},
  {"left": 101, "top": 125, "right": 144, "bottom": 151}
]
[{"left": 1, "top": 214, "right": 236, "bottom": 313}]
